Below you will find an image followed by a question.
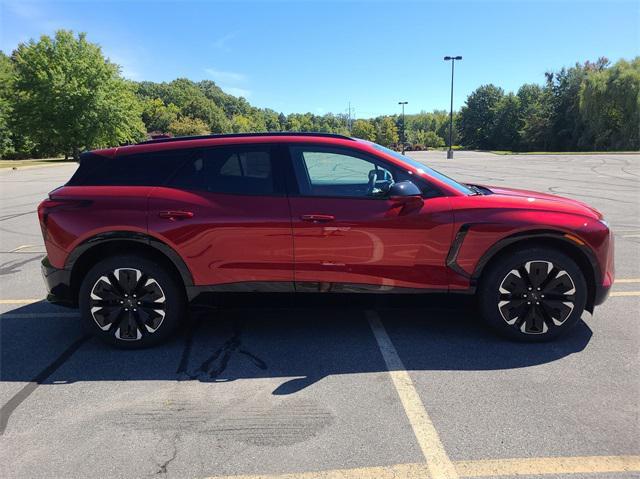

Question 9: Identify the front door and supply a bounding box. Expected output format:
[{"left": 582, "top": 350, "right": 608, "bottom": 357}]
[
  {"left": 286, "top": 145, "right": 453, "bottom": 292},
  {"left": 148, "top": 143, "right": 294, "bottom": 290}
]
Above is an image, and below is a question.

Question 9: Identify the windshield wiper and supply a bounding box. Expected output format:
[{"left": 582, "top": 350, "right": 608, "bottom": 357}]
[{"left": 466, "top": 184, "right": 484, "bottom": 195}]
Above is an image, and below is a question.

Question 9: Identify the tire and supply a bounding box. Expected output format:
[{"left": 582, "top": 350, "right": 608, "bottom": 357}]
[
  {"left": 79, "top": 255, "right": 186, "bottom": 348},
  {"left": 478, "top": 247, "right": 587, "bottom": 342}
]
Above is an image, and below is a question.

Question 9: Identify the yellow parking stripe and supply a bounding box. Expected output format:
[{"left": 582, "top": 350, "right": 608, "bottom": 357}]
[
  {"left": 610, "top": 291, "right": 640, "bottom": 297},
  {"left": 367, "top": 310, "right": 458, "bottom": 479},
  {"left": 203, "top": 455, "right": 640, "bottom": 478},
  {"left": 455, "top": 455, "right": 640, "bottom": 477},
  {"left": 614, "top": 278, "right": 640, "bottom": 283},
  {"left": 205, "top": 463, "right": 431, "bottom": 479},
  {"left": 0, "top": 299, "right": 42, "bottom": 304}
]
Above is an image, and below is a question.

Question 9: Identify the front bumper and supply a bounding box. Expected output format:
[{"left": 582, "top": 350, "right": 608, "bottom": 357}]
[
  {"left": 594, "top": 226, "right": 615, "bottom": 308},
  {"left": 41, "top": 256, "right": 76, "bottom": 307}
]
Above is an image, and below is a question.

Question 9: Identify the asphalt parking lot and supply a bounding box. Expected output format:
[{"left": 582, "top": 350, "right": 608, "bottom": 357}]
[{"left": 1, "top": 151, "right": 638, "bottom": 479}]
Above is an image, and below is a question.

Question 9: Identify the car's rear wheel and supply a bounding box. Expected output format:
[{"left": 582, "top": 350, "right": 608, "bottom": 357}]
[
  {"left": 478, "top": 247, "right": 587, "bottom": 341},
  {"left": 79, "top": 255, "right": 185, "bottom": 348}
]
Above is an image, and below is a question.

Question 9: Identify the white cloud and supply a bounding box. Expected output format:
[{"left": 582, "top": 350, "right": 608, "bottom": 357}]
[
  {"left": 106, "top": 49, "right": 142, "bottom": 80},
  {"left": 4, "top": 1, "right": 41, "bottom": 20},
  {"left": 223, "top": 86, "right": 251, "bottom": 98},
  {"left": 205, "top": 67, "right": 251, "bottom": 98},
  {"left": 1, "top": 1, "right": 71, "bottom": 51},
  {"left": 205, "top": 67, "right": 247, "bottom": 84},
  {"left": 211, "top": 32, "right": 237, "bottom": 52}
]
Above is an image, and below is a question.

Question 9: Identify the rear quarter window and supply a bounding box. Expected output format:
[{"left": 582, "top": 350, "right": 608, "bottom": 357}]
[{"left": 67, "top": 150, "right": 190, "bottom": 186}]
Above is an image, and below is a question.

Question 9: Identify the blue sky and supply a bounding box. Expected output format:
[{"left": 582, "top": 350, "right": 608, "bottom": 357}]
[{"left": 1, "top": 1, "right": 638, "bottom": 117}]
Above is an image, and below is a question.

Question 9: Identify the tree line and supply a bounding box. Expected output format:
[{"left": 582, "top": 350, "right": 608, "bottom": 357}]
[{"left": 0, "top": 30, "right": 638, "bottom": 159}]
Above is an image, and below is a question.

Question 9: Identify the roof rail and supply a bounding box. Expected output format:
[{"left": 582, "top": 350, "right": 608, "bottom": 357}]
[{"left": 138, "top": 132, "right": 355, "bottom": 145}]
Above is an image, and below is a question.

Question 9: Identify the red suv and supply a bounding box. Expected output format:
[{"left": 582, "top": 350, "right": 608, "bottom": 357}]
[{"left": 38, "top": 133, "right": 614, "bottom": 347}]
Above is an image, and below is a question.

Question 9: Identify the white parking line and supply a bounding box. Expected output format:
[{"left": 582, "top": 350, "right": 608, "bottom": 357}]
[
  {"left": 8, "top": 244, "right": 43, "bottom": 253},
  {"left": 366, "top": 310, "right": 458, "bottom": 479}
]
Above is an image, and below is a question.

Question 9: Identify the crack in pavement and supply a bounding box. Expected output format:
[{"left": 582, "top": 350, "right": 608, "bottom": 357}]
[
  {"left": 176, "top": 312, "right": 267, "bottom": 381},
  {"left": 153, "top": 433, "right": 179, "bottom": 476}
]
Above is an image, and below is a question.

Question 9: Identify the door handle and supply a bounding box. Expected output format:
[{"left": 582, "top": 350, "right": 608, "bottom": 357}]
[
  {"left": 159, "top": 210, "right": 194, "bottom": 220},
  {"left": 300, "top": 214, "right": 335, "bottom": 223}
]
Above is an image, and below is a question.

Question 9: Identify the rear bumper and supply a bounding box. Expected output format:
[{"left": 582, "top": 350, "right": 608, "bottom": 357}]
[
  {"left": 41, "top": 256, "right": 76, "bottom": 307},
  {"left": 594, "top": 282, "right": 611, "bottom": 307}
]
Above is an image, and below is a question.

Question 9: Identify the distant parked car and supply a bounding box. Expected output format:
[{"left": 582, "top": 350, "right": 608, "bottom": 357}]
[{"left": 39, "top": 133, "right": 614, "bottom": 347}]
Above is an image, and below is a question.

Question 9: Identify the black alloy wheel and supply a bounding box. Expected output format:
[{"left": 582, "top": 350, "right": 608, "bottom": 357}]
[
  {"left": 79, "top": 255, "right": 185, "bottom": 348},
  {"left": 497, "top": 260, "right": 577, "bottom": 335},
  {"left": 479, "top": 248, "right": 587, "bottom": 341},
  {"left": 89, "top": 268, "right": 167, "bottom": 341}
]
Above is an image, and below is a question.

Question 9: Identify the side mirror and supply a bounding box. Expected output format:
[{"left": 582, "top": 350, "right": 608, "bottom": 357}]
[
  {"left": 388, "top": 180, "right": 423, "bottom": 210},
  {"left": 388, "top": 180, "right": 421, "bottom": 198}
]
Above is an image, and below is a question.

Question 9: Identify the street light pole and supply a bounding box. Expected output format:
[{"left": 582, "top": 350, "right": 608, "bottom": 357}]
[
  {"left": 398, "top": 101, "right": 408, "bottom": 155},
  {"left": 444, "top": 56, "right": 462, "bottom": 159}
]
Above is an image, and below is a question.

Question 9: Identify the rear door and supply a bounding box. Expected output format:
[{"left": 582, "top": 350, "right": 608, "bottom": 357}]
[
  {"left": 148, "top": 143, "right": 294, "bottom": 290},
  {"left": 285, "top": 144, "right": 454, "bottom": 292}
]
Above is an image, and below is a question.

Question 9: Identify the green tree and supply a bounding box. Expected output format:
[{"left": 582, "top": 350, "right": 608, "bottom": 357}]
[
  {"left": 286, "top": 115, "right": 302, "bottom": 131},
  {"left": 141, "top": 98, "right": 179, "bottom": 133},
  {"left": 491, "top": 93, "right": 521, "bottom": 149},
  {"left": 458, "top": 84, "right": 504, "bottom": 149},
  {"left": 168, "top": 116, "right": 209, "bottom": 136},
  {"left": 207, "top": 108, "right": 232, "bottom": 133},
  {"left": 579, "top": 58, "right": 640, "bottom": 150},
  {"left": 419, "top": 130, "right": 445, "bottom": 148},
  {"left": 263, "top": 108, "right": 282, "bottom": 131},
  {"left": 0, "top": 51, "right": 15, "bottom": 158},
  {"left": 351, "top": 119, "right": 376, "bottom": 141},
  {"left": 231, "top": 114, "right": 253, "bottom": 133},
  {"left": 12, "top": 30, "right": 145, "bottom": 158},
  {"left": 376, "top": 116, "right": 399, "bottom": 147},
  {"left": 517, "top": 83, "right": 552, "bottom": 150},
  {"left": 545, "top": 58, "right": 608, "bottom": 150},
  {"left": 137, "top": 78, "right": 232, "bottom": 134},
  {"left": 277, "top": 112, "right": 287, "bottom": 130}
]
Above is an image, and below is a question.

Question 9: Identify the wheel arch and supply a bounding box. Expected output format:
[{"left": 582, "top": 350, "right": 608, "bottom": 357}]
[
  {"left": 66, "top": 232, "right": 193, "bottom": 304},
  {"left": 472, "top": 230, "right": 600, "bottom": 313}
]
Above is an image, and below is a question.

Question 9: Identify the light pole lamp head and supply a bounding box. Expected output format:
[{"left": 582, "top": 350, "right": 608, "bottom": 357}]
[
  {"left": 444, "top": 56, "right": 462, "bottom": 61},
  {"left": 398, "top": 101, "right": 408, "bottom": 105}
]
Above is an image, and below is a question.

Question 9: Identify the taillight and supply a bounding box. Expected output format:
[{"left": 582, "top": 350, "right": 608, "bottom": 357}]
[{"left": 38, "top": 197, "right": 92, "bottom": 236}]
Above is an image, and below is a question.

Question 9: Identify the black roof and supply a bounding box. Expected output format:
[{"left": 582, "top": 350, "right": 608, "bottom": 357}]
[{"left": 138, "top": 132, "right": 355, "bottom": 145}]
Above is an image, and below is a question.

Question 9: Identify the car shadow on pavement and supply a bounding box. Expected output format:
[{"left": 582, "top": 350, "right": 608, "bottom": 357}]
[{"left": 1, "top": 294, "right": 592, "bottom": 396}]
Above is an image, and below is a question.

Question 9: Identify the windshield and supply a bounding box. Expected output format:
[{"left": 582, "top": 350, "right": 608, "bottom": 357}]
[{"left": 368, "top": 142, "right": 474, "bottom": 195}]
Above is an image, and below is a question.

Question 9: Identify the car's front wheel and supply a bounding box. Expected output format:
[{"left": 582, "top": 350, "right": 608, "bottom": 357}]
[
  {"left": 479, "top": 247, "right": 587, "bottom": 341},
  {"left": 79, "top": 255, "right": 185, "bottom": 348}
]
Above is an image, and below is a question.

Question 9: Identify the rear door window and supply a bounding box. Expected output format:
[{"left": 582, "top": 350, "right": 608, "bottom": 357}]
[{"left": 167, "top": 145, "right": 277, "bottom": 195}]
